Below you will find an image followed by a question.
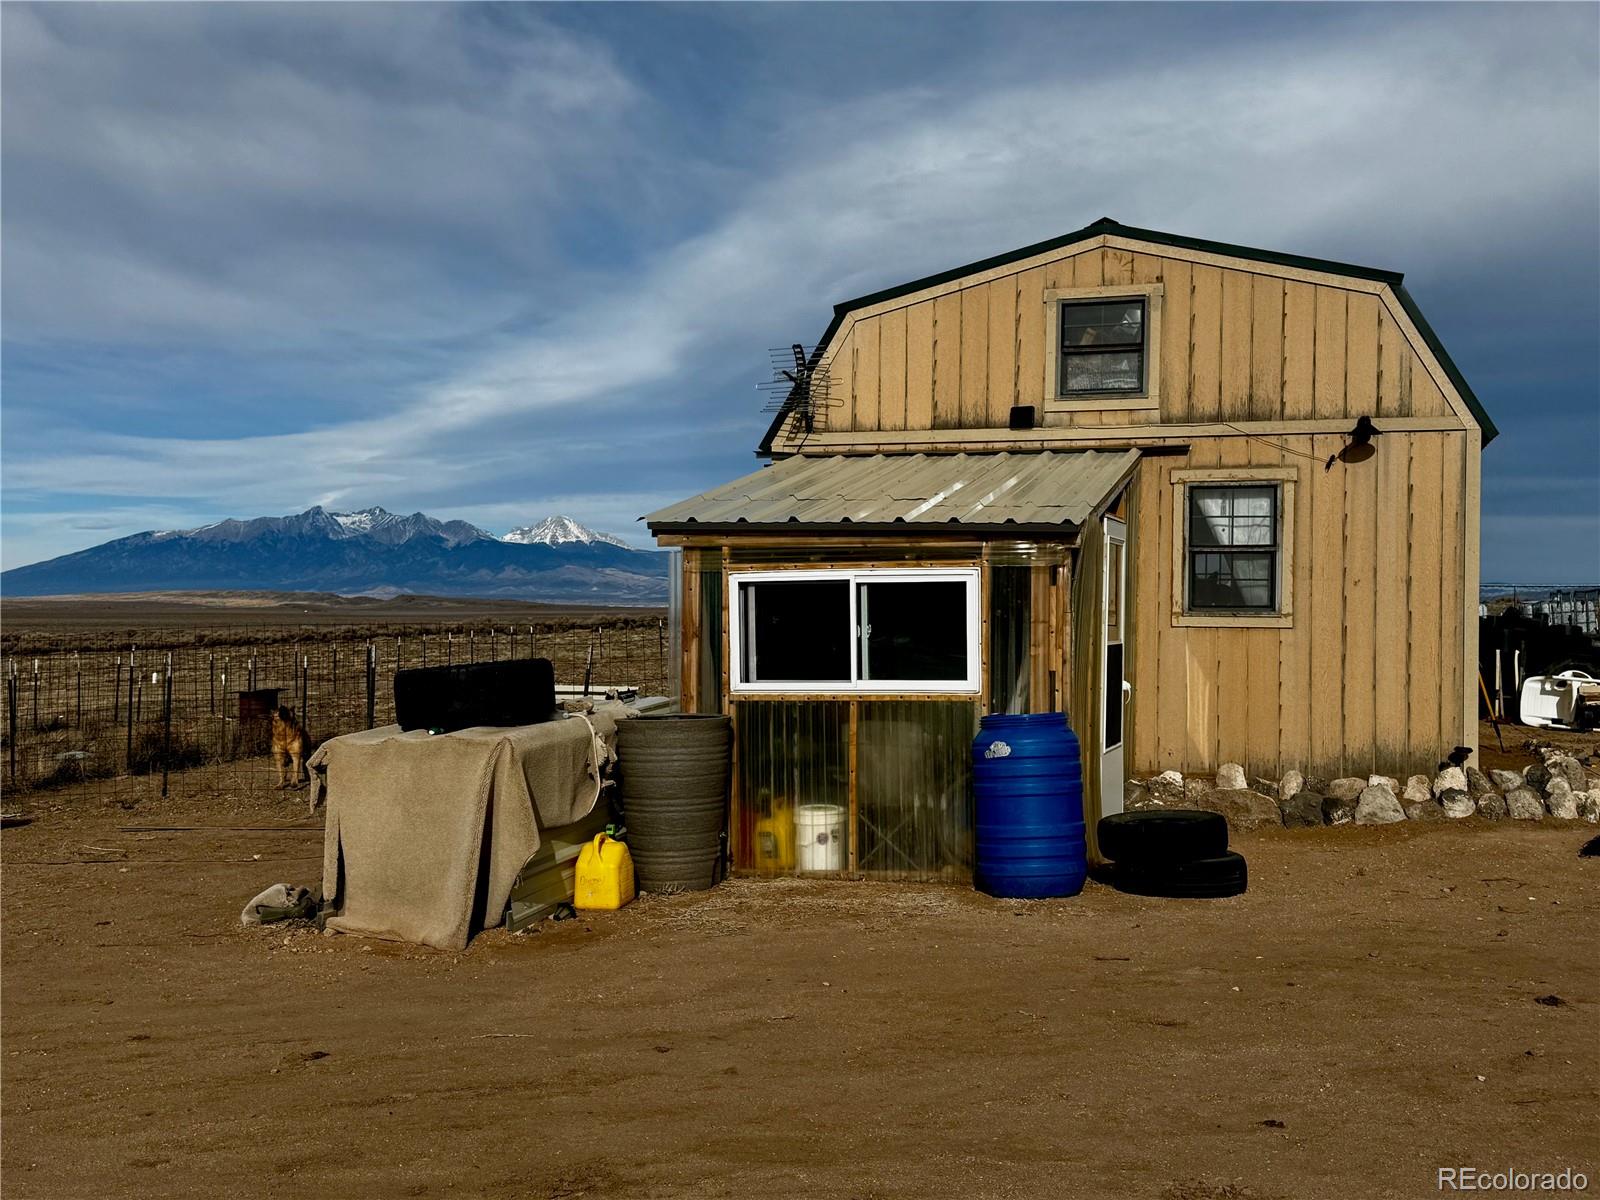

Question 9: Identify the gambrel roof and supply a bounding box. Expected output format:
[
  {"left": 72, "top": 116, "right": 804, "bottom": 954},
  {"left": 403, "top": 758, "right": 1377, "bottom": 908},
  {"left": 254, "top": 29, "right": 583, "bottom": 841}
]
[{"left": 758, "top": 217, "right": 1496, "bottom": 453}]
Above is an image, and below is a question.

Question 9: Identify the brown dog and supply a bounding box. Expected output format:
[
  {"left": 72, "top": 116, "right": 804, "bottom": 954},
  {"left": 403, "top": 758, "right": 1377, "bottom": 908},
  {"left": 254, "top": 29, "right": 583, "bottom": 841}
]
[{"left": 271, "top": 705, "right": 309, "bottom": 789}]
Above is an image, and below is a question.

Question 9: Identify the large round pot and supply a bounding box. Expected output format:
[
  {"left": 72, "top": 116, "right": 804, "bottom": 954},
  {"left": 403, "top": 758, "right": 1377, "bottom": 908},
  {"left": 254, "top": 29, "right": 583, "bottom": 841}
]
[{"left": 618, "top": 714, "right": 732, "bottom": 892}]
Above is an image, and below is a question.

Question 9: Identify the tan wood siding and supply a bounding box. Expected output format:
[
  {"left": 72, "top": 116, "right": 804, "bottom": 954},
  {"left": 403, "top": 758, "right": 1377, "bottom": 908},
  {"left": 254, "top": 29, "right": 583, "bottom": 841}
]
[
  {"left": 1127, "top": 430, "right": 1470, "bottom": 779},
  {"left": 791, "top": 244, "right": 1468, "bottom": 442}
]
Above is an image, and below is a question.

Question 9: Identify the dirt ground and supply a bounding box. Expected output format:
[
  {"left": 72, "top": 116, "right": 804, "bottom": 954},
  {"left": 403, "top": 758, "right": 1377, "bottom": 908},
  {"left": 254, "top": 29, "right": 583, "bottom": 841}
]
[
  {"left": 1475, "top": 718, "right": 1600, "bottom": 777},
  {"left": 3, "top": 793, "right": 1597, "bottom": 1200}
]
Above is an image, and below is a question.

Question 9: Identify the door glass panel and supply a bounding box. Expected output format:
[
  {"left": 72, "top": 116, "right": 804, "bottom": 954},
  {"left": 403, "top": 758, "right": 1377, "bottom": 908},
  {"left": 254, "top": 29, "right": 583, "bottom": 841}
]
[
  {"left": 858, "top": 580, "right": 968, "bottom": 682},
  {"left": 1103, "top": 642, "right": 1124, "bottom": 749},
  {"left": 1106, "top": 541, "right": 1123, "bottom": 640}
]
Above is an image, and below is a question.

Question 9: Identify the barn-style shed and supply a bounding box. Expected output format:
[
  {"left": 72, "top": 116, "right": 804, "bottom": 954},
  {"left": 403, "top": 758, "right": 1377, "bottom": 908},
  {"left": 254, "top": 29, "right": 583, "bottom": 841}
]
[{"left": 647, "top": 218, "right": 1495, "bottom": 877}]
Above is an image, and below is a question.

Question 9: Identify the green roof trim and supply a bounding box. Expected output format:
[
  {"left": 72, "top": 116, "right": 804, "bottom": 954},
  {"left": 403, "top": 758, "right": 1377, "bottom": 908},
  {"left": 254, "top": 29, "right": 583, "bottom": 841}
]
[{"left": 759, "top": 216, "right": 1496, "bottom": 452}]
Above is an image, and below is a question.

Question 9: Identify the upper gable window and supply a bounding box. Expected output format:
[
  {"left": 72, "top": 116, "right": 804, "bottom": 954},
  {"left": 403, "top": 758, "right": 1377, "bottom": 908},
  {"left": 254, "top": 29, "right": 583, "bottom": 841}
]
[
  {"left": 1042, "top": 283, "right": 1162, "bottom": 412},
  {"left": 1060, "top": 299, "right": 1145, "bottom": 396}
]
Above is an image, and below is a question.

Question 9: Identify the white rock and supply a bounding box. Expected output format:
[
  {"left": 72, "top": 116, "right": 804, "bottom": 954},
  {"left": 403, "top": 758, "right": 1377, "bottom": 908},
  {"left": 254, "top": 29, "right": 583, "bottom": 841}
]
[
  {"left": 1279, "top": 770, "right": 1305, "bottom": 802},
  {"left": 1215, "top": 762, "right": 1247, "bottom": 791},
  {"left": 1328, "top": 777, "right": 1368, "bottom": 802},
  {"left": 1545, "top": 754, "right": 1588, "bottom": 794},
  {"left": 1402, "top": 775, "right": 1433, "bottom": 804},
  {"left": 1576, "top": 791, "right": 1600, "bottom": 823},
  {"left": 1155, "top": 769, "right": 1184, "bottom": 788},
  {"left": 1354, "top": 785, "right": 1405, "bottom": 825},
  {"left": 1545, "top": 778, "right": 1579, "bottom": 820},
  {"left": 1439, "top": 789, "right": 1475, "bottom": 819},
  {"left": 1488, "top": 769, "right": 1523, "bottom": 792},
  {"left": 1368, "top": 774, "right": 1400, "bottom": 792},
  {"left": 1505, "top": 787, "right": 1545, "bottom": 821},
  {"left": 1432, "top": 767, "right": 1467, "bottom": 797}
]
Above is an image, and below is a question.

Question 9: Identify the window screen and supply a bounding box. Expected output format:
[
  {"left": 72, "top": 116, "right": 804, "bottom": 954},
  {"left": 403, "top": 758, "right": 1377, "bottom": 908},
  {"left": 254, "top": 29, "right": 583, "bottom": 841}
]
[
  {"left": 1187, "top": 485, "right": 1279, "bottom": 611},
  {"left": 1059, "top": 299, "right": 1145, "bottom": 396}
]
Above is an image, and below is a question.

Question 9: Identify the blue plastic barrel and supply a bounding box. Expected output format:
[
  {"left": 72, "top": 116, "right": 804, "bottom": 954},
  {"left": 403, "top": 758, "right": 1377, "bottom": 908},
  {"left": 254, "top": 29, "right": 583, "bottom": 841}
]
[{"left": 972, "top": 712, "right": 1086, "bottom": 899}]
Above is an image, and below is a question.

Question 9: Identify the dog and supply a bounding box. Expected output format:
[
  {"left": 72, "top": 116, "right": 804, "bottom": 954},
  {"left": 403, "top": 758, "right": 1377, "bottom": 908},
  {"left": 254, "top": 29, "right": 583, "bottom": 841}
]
[{"left": 271, "top": 704, "right": 310, "bottom": 789}]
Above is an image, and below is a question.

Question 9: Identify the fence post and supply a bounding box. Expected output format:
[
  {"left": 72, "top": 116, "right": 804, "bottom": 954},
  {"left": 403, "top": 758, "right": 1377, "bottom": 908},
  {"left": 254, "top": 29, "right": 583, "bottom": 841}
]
[
  {"left": 32, "top": 659, "right": 39, "bottom": 732},
  {"left": 7, "top": 665, "right": 17, "bottom": 788},
  {"left": 113, "top": 656, "right": 121, "bottom": 725},
  {"left": 583, "top": 638, "right": 594, "bottom": 698},
  {"left": 365, "top": 642, "right": 376, "bottom": 730},
  {"left": 208, "top": 654, "right": 215, "bottom": 716},
  {"left": 126, "top": 651, "right": 136, "bottom": 770},
  {"left": 220, "top": 661, "right": 229, "bottom": 759},
  {"left": 422, "top": 635, "right": 428, "bottom": 668},
  {"left": 469, "top": 630, "right": 476, "bottom": 663},
  {"left": 301, "top": 655, "right": 310, "bottom": 734},
  {"left": 161, "top": 655, "right": 173, "bottom": 798},
  {"left": 509, "top": 627, "right": 515, "bottom": 660},
  {"left": 75, "top": 653, "right": 83, "bottom": 730}
]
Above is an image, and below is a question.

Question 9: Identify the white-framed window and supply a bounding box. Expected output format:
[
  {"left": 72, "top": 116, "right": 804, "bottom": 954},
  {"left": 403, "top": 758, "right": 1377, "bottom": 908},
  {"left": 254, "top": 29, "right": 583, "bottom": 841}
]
[
  {"left": 729, "top": 568, "right": 982, "bottom": 694},
  {"left": 1170, "top": 466, "right": 1297, "bottom": 629}
]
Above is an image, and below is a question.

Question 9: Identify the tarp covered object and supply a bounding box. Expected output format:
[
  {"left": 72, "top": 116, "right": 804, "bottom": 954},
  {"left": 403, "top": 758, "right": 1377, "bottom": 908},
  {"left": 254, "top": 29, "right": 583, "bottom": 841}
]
[{"left": 309, "top": 713, "right": 621, "bottom": 950}]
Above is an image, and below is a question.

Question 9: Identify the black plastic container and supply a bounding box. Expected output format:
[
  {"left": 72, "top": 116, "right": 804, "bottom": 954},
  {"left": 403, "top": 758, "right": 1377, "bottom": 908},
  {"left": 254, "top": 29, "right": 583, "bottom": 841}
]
[{"left": 392, "top": 659, "right": 556, "bottom": 733}]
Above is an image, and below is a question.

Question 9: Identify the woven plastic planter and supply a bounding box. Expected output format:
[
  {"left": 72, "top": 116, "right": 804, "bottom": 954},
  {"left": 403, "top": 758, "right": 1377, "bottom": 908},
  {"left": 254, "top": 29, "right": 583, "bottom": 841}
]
[{"left": 617, "top": 714, "right": 732, "bottom": 892}]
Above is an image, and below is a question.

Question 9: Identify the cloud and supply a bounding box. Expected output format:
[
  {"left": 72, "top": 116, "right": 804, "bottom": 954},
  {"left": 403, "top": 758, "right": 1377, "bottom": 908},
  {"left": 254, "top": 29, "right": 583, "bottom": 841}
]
[{"left": 2, "top": 4, "right": 1596, "bottom": 576}]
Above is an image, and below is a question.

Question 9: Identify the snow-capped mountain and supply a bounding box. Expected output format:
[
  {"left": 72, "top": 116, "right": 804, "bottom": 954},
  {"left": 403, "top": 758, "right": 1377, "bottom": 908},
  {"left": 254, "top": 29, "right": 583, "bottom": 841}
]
[
  {"left": 502, "top": 515, "right": 630, "bottom": 549},
  {"left": 2, "top": 506, "right": 665, "bottom": 602},
  {"left": 328, "top": 506, "right": 494, "bottom": 548}
]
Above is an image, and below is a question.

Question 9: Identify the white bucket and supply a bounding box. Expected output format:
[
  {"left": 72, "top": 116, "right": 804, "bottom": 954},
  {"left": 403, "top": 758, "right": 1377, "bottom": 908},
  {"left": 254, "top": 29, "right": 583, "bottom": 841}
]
[{"left": 794, "top": 803, "right": 846, "bottom": 872}]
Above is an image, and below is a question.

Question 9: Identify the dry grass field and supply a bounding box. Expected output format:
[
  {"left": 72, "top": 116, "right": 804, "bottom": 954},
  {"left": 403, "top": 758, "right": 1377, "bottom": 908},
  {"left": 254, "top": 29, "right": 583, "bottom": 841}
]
[
  {"left": 2, "top": 790, "right": 1596, "bottom": 1200},
  {"left": 1, "top": 594, "right": 669, "bottom": 808}
]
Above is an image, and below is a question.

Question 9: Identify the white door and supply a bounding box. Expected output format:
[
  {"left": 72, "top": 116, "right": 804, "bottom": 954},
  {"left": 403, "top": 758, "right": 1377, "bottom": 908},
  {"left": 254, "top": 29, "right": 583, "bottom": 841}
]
[{"left": 1100, "top": 517, "right": 1129, "bottom": 818}]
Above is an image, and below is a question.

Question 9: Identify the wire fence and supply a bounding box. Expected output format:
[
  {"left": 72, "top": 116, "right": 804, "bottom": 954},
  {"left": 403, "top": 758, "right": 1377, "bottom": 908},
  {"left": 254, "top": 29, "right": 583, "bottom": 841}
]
[{"left": 1, "top": 617, "right": 670, "bottom": 812}]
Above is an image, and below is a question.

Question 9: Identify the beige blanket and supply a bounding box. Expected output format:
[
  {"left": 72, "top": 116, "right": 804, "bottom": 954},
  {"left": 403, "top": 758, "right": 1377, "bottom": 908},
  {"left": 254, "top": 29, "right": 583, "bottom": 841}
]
[{"left": 310, "top": 713, "right": 620, "bottom": 950}]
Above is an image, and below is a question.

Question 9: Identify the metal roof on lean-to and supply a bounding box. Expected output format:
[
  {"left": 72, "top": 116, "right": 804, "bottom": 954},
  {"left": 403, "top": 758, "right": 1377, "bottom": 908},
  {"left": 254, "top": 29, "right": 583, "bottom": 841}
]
[{"left": 644, "top": 450, "right": 1140, "bottom": 536}]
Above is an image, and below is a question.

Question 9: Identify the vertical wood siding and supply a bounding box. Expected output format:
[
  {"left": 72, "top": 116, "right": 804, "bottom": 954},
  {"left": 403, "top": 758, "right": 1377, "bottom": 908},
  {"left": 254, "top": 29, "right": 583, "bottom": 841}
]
[
  {"left": 809, "top": 247, "right": 1460, "bottom": 434},
  {"left": 1127, "top": 430, "right": 1470, "bottom": 779}
]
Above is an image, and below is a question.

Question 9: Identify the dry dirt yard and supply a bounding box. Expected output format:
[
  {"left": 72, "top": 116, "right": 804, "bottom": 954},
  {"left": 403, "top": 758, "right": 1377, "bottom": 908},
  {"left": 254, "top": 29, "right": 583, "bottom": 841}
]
[{"left": 3, "top": 796, "right": 1596, "bottom": 1200}]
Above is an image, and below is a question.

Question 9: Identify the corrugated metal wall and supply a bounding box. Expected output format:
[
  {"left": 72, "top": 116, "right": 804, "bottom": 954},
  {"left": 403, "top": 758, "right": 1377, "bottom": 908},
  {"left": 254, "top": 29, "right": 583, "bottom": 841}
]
[
  {"left": 856, "top": 701, "right": 976, "bottom": 881},
  {"left": 732, "top": 700, "right": 849, "bottom": 873},
  {"left": 731, "top": 699, "right": 977, "bottom": 881}
]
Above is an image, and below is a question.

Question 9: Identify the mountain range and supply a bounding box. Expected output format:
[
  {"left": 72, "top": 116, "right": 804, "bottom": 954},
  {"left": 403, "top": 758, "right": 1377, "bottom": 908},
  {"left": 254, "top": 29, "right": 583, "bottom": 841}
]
[{"left": 0, "top": 508, "right": 667, "bottom": 603}]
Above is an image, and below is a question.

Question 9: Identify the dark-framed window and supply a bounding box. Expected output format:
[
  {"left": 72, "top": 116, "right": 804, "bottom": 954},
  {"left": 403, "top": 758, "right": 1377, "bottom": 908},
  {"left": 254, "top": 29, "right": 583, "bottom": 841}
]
[
  {"left": 1058, "top": 298, "right": 1146, "bottom": 396},
  {"left": 1187, "top": 484, "right": 1280, "bottom": 612}
]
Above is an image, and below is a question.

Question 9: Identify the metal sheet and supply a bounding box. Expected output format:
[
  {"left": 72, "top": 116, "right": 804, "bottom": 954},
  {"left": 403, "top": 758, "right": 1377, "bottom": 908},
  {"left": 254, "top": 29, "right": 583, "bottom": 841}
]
[{"left": 646, "top": 450, "right": 1140, "bottom": 533}]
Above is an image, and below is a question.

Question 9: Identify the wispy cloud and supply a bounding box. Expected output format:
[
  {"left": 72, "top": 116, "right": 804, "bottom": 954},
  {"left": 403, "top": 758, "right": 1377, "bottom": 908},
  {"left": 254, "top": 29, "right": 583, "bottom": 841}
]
[{"left": 2, "top": 3, "right": 1596, "bottom": 574}]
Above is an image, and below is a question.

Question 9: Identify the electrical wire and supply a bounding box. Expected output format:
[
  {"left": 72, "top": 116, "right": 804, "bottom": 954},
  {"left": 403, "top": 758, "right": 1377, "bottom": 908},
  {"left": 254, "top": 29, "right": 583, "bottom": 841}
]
[{"left": 1222, "top": 423, "right": 1329, "bottom": 462}]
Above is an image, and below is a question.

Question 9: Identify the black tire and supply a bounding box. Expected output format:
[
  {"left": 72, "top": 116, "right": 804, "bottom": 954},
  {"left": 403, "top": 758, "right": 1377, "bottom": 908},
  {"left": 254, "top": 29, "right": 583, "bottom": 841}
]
[
  {"left": 1097, "top": 809, "right": 1229, "bottom": 866},
  {"left": 1111, "top": 851, "right": 1247, "bottom": 899}
]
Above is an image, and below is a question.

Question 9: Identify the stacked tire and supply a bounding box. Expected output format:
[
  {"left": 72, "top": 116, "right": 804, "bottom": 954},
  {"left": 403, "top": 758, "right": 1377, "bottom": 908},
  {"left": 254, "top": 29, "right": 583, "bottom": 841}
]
[{"left": 1097, "top": 810, "right": 1247, "bottom": 898}]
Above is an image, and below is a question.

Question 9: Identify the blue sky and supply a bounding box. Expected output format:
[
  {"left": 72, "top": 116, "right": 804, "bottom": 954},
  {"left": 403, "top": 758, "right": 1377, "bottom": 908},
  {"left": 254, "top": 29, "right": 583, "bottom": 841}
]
[{"left": 2, "top": 2, "right": 1597, "bottom": 580}]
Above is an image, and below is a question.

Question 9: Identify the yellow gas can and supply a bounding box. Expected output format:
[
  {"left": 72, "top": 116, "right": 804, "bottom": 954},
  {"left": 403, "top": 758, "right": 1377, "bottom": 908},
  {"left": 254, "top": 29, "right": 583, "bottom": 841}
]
[
  {"left": 754, "top": 799, "right": 796, "bottom": 872},
  {"left": 574, "top": 834, "right": 635, "bottom": 910}
]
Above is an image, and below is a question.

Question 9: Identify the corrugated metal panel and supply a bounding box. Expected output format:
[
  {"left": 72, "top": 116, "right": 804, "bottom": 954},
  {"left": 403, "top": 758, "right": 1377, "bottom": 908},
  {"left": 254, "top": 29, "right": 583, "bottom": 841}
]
[{"left": 646, "top": 450, "right": 1139, "bottom": 533}]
